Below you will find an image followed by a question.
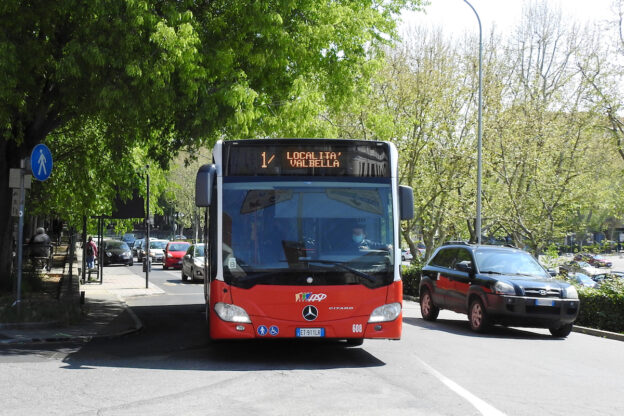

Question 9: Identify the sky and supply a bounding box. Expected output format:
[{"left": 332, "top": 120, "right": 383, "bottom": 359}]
[{"left": 401, "top": 0, "right": 617, "bottom": 38}]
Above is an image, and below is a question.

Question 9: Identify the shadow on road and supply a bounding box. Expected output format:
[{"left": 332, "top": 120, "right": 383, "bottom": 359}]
[
  {"left": 57, "top": 303, "right": 385, "bottom": 371},
  {"left": 403, "top": 316, "right": 559, "bottom": 340}
]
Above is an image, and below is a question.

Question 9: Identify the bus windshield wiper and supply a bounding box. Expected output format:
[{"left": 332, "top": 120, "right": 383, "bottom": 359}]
[{"left": 306, "top": 260, "right": 377, "bottom": 283}]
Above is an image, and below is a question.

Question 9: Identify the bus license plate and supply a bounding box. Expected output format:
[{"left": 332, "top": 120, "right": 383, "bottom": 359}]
[
  {"left": 535, "top": 299, "right": 555, "bottom": 306},
  {"left": 296, "top": 328, "right": 325, "bottom": 337}
]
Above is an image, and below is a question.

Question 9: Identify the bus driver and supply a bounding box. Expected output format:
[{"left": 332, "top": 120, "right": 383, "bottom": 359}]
[{"left": 350, "top": 225, "right": 391, "bottom": 251}]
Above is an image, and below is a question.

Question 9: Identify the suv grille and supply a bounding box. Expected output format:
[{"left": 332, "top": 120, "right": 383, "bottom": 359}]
[{"left": 523, "top": 288, "right": 560, "bottom": 298}]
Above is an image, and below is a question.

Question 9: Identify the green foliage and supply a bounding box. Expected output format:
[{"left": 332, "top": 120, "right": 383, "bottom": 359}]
[
  {"left": 540, "top": 244, "right": 563, "bottom": 269},
  {"left": 165, "top": 149, "right": 213, "bottom": 231},
  {"left": 576, "top": 280, "right": 624, "bottom": 333},
  {"left": 402, "top": 261, "right": 422, "bottom": 298},
  {"left": 0, "top": 0, "right": 423, "bottom": 286}
]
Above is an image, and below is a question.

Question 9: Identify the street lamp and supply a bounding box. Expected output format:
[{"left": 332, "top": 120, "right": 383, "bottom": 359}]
[{"left": 464, "top": 0, "right": 483, "bottom": 245}]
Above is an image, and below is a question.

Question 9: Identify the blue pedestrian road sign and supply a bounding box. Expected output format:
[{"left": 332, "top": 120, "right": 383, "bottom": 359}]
[{"left": 31, "top": 144, "right": 53, "bottom": 181}]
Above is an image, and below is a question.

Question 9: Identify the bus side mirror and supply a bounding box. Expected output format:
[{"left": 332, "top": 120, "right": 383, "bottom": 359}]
[
  {"left": 196, "top": 164, "right": 216, "bottom": 207},
  {"left": 399, "top": 185, "right": 414, "bottom": 220}
]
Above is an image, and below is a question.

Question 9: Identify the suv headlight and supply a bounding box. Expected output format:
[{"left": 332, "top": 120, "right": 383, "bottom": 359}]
[
  {"left": 564, "top": 285, "right": 578, "bottom": 299},
  {"left": 106, "top": 251, "right": 112, "bottom": 257},
  {"left": 368, "top": 303, "right": 401, "bottom": 323},
  {"left": 494, "top": 281, "right": 515, "bottom": 295},
  {"left": 214, "top": 303, "right": 251, "bottom": 323}
]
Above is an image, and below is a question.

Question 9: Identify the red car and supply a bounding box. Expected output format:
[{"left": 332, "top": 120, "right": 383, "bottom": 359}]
[
  {"left": 163, "top": 241, "right": 191, "bottom": 270},
  {"left": 573, "top": 253, "right": 612, "bottom": 268}
]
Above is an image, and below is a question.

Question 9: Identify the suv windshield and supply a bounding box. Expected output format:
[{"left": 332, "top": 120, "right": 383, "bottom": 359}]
[
  {"left": 222, "top": 180, "right": 394, "bottom": 288},
  {"left": 475, "top": 249, "right": 549, "bottom": 278}
]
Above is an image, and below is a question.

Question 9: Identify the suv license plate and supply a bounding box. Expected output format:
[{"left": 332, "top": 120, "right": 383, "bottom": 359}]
[
  {"left": 535, "top": 299, "right": 555, "bottom": 306},
  {"left": 296, "top": 328, "right": 325, "bottom": 337}
]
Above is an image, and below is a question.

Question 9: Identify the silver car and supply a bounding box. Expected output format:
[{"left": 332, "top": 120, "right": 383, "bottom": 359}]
[{"left": 181, "top": 244, "right": 206, "bottom": 282}]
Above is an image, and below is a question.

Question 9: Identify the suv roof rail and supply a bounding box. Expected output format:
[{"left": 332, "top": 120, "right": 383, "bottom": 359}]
[
  {"left": 442, "top": 241, "right": 469, "bottom": 246},
  {"left": 503, "top": 244, "right": 517, "bottom": 248}
]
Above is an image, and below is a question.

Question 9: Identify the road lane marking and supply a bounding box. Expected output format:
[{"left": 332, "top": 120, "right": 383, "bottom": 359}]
[{"left": 416, "top": 357, "right": 507, "bottom": 416}]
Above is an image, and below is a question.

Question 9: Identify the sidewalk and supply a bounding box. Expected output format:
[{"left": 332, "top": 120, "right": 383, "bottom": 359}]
[{"left": 0, "top": 251, "right": 164, "bottom": 345}]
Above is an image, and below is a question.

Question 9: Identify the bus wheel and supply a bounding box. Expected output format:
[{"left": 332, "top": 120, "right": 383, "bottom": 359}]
[{"left": 345, "top": 338, "right": 364, "bottom": 346}]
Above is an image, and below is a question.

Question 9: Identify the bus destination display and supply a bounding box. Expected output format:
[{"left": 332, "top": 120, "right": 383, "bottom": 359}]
[{"left": 224, "top": 141, "right": 390, "bottom": 177}]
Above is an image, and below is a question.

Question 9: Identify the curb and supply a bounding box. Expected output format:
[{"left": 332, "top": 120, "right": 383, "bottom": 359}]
[
  {"left": 0, "top": 300, "right": 143, "bottom": 346},
  {"left": 572, "top": 325, "right": 624, "bottom": 342},
  {"left": 0, "top": 316, "right": 142, "bottom": 346}
]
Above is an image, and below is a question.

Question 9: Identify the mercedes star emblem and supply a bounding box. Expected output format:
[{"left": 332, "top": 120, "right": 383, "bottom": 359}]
[{"left": 302, "top": 305, "right": 318, "bottom": 321}]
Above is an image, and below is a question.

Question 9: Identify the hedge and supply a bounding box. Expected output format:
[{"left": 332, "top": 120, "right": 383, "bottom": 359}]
[
  {"left": 402, "top": 263, "right": 422, "bottom": 298},
  {"left": 576, "top": 280, "right": 624, "bottom": 333}
]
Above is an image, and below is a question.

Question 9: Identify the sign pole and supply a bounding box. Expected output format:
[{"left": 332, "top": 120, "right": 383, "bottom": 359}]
[{"left": 14, "top": 158, "right": 26, "bottom": 314}]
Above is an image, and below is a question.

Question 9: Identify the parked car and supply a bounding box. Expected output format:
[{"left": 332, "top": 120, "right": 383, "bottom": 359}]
[
  {"left": 574, "top": 253, "right": 612, "bottom": 268},
  {"left": 592, "top": 271, "right": 624, "bottom": 284},
  {"left": 163, "top": 241, "right": 191, "bottom": 270},
  {"left": 401, "top": 249, "right": 413, "bottom": 261},
  {"left": 566, "top": 272, "right": 598, "bottom": 288},
  {"left": 101, "top": 240, "right": 133, "bottom": 266},
  {"left": 419, "top": 242, "right": 580, "bottom": 337},
  {"left": 181, "top": 243, "right": 205, "bottom": 282},
  {"left": 559, "top": 260, "right": 600, "bottom": 277}
]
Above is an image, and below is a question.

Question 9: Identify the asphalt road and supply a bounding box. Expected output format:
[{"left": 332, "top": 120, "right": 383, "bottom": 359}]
[{"left": 1, "top": 262, "right": 623, "bottom": 415}]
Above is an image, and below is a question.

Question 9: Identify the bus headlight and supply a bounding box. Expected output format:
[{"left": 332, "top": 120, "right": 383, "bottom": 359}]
[
  {"left": 368, "top": 303, "right": 401, "bottom": 323},
  {"left": 214, "top": 303, "right": 251, "bottom": 323}
]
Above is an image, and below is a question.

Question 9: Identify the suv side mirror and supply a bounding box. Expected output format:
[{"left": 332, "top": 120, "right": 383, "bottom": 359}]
[{"left": 456, "top": 261, "right": 474, "bottom": 276}]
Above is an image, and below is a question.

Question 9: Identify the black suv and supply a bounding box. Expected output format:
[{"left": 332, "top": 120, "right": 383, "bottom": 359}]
[{"left": 419, "top": 243, "right": 580, "bottom": 337}]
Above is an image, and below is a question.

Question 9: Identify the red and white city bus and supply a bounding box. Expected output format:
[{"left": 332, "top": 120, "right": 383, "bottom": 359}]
[{"left": 195, "top": 139, "right": 414, "bottom": 344}]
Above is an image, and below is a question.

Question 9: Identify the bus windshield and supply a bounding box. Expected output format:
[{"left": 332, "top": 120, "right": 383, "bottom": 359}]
[{"left": 222, "top": 179, "right": 394, "bottom": 288}]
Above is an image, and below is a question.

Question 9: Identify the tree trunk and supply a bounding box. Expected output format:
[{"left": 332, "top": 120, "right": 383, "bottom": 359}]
[{"left": 401, "top": 228, "right": 417, "bottom": 262}]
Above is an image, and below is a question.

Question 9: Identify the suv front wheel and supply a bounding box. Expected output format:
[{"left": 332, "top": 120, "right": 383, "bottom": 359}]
[
  {"left": 549, "top": 323, "right": 573, "bottom": 338},
  {"left": 469, "top": 298, "right": 490, "bottom": 333},
  {"left": 420, "top": 289, "right": 439, "bottom": 321}
]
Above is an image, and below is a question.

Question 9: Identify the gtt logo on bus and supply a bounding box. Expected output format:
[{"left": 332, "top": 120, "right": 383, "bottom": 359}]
[{"left": 295, "top": 292, "right": 327, "bottom": 302}]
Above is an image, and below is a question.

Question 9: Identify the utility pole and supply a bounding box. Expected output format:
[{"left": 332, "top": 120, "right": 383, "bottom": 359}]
[
  {"left": 464, "top": 0, "right": 483, "bottom": 245},
  {"left": 145, "top": 165, "right": 150, "bottom": 289}
]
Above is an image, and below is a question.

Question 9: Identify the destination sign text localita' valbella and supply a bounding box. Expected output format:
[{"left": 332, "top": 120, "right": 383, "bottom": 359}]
[{"left": 284, "top": 151, "right": 342, "bottom": 168}]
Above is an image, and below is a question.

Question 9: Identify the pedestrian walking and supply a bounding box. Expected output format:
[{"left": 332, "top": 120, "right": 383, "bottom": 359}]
[{"left": 86, "top": 236, "right": 98, "bottom": 270}]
